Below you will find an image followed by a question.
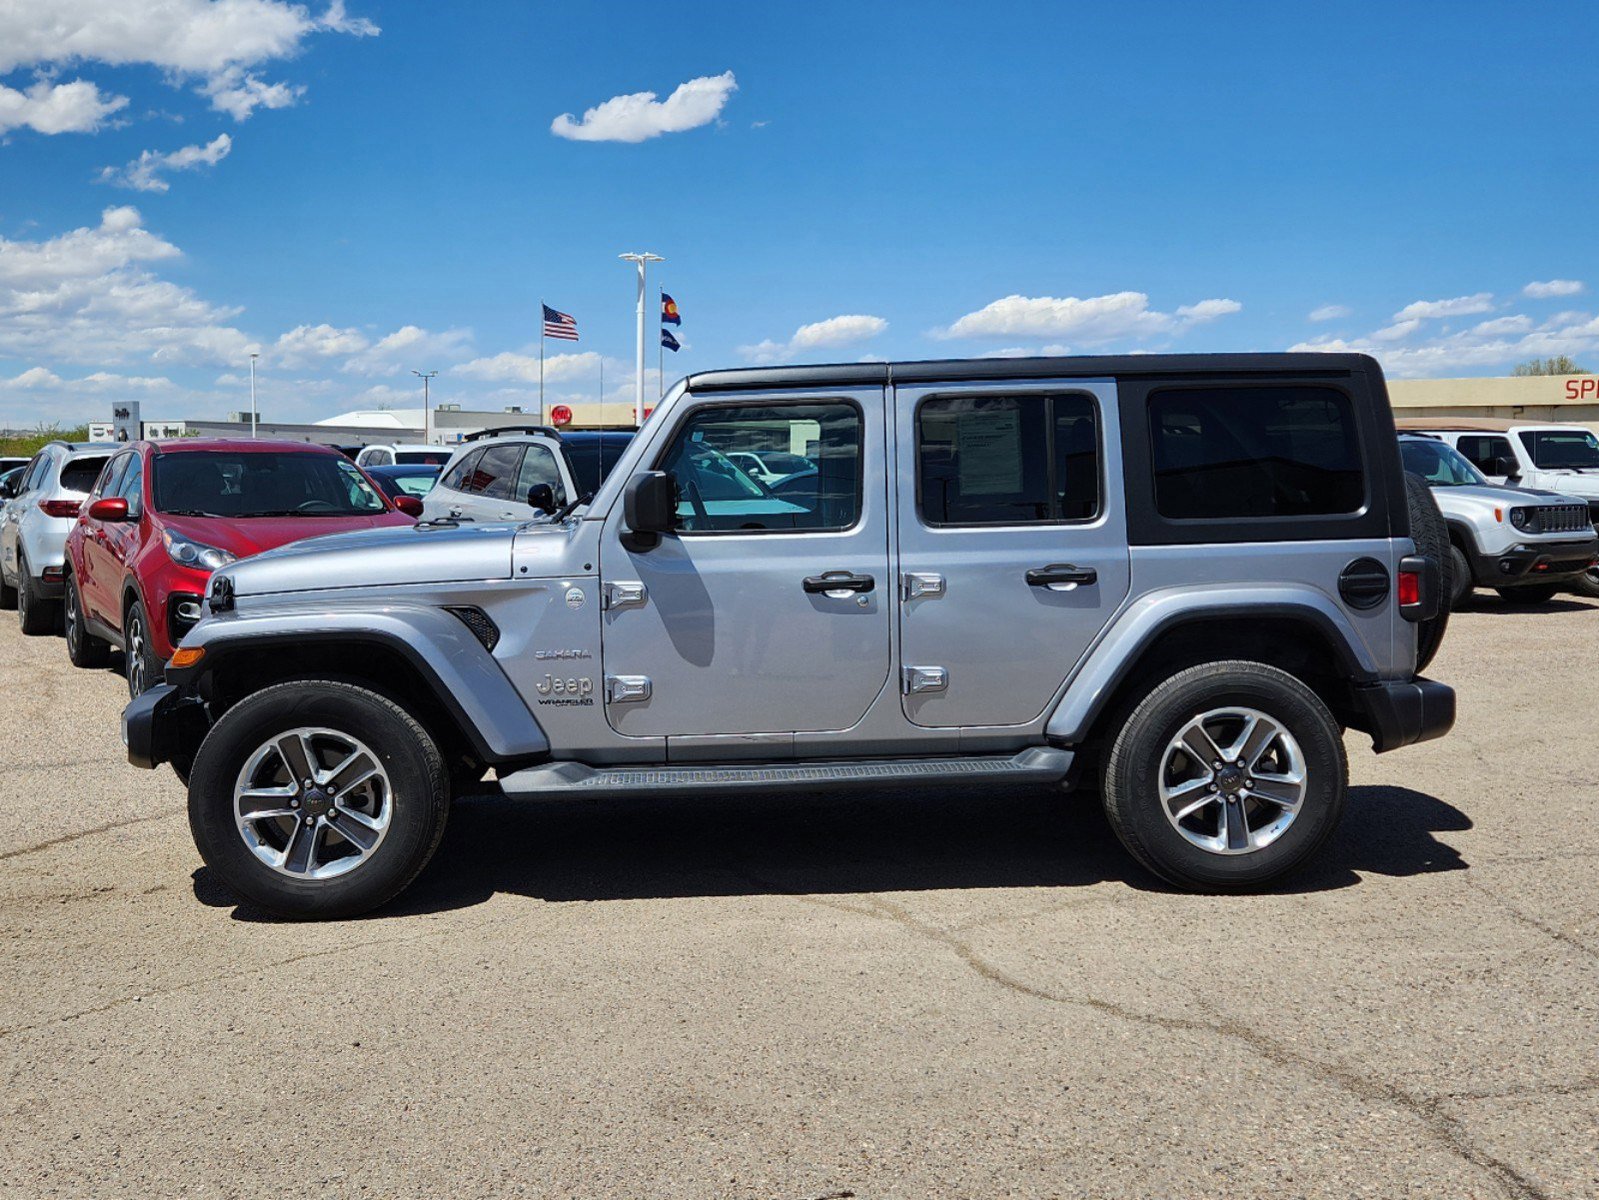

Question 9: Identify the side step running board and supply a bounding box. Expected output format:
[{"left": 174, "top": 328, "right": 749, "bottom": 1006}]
[{"left": 497, "top": 746, "right": 1073, "bottom": 799}]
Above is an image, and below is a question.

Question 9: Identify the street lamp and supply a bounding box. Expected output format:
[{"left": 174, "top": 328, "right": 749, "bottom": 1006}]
[
  {"left": 412, "top": 369, "right": 438, "bottom": 443},
  {"left": 249, "top": 352, "right": 260, "bottom": 438},
  {"left": 619, "top": 252, "right": 663, "bottom": 428}
]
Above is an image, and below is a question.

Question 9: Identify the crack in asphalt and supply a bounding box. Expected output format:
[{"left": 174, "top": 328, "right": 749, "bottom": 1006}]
[
  {"left": 739, "top": 873, "right": 1552, "bottom": 1200},
  {"left": 0, "top": 807, "right": 185, "bottom": 863},
  {"left": 1463, "top": 877, "right": 1599, "bottom": 962}
]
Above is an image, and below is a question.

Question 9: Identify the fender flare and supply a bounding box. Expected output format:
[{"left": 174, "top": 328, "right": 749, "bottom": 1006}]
[
  {"left": 1044, "top": 585, "right": 1380, "bottom": 744},
  {"left": 171, "top": 605, "right": 549, "bottom": 763}
]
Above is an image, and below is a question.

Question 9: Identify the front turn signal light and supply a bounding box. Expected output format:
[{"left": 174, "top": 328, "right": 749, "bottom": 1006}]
[{"left": 169, "top": 647, "right": 205, "bottom": 669}]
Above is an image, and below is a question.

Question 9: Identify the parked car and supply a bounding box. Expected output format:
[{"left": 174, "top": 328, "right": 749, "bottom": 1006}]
[
  {"left": 0, "top": 455, "right": 32, "bottom": 475},
  {"left": 365, "top": 463, "right": 441, "bottom": 502},
  {"left": 0, "top": 442, "right": 113, "bottom": 634},
  {"left": 1396, "top": 417, "right": 1599, "bottom": 596},
  {"left": 1399, "top": 434, "right": 1598, "bottom": 606},
  {"left": 421, "top": 426, "right": 579, "bottom": 523},
  {"left": 559, "top": 430, "right": 635, "bottom": 497},
  {"left": 66, "top": 439, "right": 419, "bottom": 697},
  {"left": 353, "top": 443, "right": 455, "bottom": 469},
  {"left": 125, "top": 353, "right": 1455, "bottom": 918},
  {"left": 726, "top": 449, "right": 813, "bottom": 485}
]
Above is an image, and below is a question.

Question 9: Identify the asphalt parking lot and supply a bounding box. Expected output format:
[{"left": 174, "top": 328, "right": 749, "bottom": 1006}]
[{"left": 2, "top": 599, "right": 1596, "bottom": 1199}]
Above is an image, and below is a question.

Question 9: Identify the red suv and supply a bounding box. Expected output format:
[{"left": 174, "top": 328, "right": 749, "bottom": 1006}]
[{"left": 64, "top": 439, "right": 422, "bottom": 696}]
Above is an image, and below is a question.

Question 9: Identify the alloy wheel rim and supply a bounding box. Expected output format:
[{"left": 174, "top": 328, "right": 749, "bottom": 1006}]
[
  {"left": 1158, "top": 706, "right": 1307, "bottom": 856},
  {"left": 233, "top": 727, "right": 393, "bottom": 880},
  {"left": 65, "top": 582, "right": 78, "bottom": 651},
  {"left": 127, "top": 610, "right": 145, "bottom": 693}
]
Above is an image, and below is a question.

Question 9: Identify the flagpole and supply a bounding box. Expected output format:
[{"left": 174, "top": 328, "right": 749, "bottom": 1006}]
[
  {"left": 598, "top": 357, "right": 604, "bottom": 427},
  {"left": 538, "top": 299, "right": 545, "bottom": 422},
  {"left": 658, "top": 289, "right": 664, "bottom": 402},
  {"left": 619, "top": 252, "right": 662, "bottom": 428}
]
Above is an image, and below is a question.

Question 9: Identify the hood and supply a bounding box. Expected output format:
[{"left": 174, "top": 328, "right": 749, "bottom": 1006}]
[
  {"left": 1433, "top": 482, "right": 1582, "bottom": 506},
  {"left": 162, "top": 511, "right": 412, "bottom": 560},
  {"left": 216, "top": 520, "right": 519, "bottom": 597}
]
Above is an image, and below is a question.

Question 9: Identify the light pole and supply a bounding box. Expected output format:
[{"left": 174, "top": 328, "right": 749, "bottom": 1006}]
[
  {"left": 412, "top": 369, "right": 437, "bottom": 443},
  {"left": 619, "top": 251, "right": 663, "bottom": 427},
  {"left": 249, "top": 352, "right": 259, "bottom": 438}
]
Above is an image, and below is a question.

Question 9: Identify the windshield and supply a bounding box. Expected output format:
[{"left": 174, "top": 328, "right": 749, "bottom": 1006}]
[
  {"left": 152, "top": 451, "right": 389, "bottom": 517},
  {"left": 1400, "top": 438, "right": 1485, "bottom": 486},
  {"left": 1518, "top": 429, "right": 1599, "bottom": 470}
]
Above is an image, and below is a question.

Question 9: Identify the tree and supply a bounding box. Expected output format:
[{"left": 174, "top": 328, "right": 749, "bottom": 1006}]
[{"left": 1512, "top": 356, "right": 1589, "bottom": 376}]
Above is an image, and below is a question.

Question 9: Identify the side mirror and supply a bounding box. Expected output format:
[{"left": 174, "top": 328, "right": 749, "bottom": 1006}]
[
  {"left": 88, "top": 497, "right": 130, "bottom": 522},
  {"left": 526, "top": 483, "right": 556, "bottom": 513},
  {"left": 0, "top": 481, "right": 15, "bottom": 501},
  {"left": 1491, "top": 455, "right": 1520, "bottom": 479},
  {"left": 393, "top": 494, "right": 424, "bottom": 518},
  {"left": 622, "top": 470, "right": 677, "bottom": 550}
]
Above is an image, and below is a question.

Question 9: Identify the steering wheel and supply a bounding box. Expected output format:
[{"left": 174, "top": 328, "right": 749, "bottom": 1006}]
[{"left": 297, "top": 499, "right": 337, "bottom": 512}]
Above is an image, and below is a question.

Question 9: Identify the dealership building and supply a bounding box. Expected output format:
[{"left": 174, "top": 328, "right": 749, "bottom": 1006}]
[{"left": 91, "top": 371, "right": 1599, "bottom": 446}]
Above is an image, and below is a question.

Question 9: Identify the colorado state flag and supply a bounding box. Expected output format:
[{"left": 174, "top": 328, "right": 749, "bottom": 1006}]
[{"left": 661, "top": 292, "right": 681, "bottom": 326}]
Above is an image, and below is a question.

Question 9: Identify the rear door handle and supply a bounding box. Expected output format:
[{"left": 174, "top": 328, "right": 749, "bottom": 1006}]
[
  {"left": 1026, "top": 563, "right": 1098, "bottom": 590},
  {"left": 803, "top": 571, "right": 876, "bottom": 595}
]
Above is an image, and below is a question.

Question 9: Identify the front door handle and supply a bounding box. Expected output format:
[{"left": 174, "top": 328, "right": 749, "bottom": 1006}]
[
  {"left": 1026, "top": 563, "right": 1098, "bottom": 590},
  {"left": 803, "top": 571, "right": 876, "bottom": 595}
]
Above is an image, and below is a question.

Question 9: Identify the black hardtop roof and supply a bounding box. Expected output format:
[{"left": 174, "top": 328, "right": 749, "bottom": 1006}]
[{"left": 684, "top": 352, "right": 1379, "bottom": 393}]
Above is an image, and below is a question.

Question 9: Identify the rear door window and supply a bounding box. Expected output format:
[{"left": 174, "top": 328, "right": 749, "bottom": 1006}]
[{"left": 1148, "top": 386, "right": 1363, "bottom": 519}]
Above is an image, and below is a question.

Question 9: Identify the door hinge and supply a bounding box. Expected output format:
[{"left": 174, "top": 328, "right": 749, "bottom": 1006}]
[
  {"left": 900, "top": 572, "right": 946, "bottom": 601},
  {"left": 902, "top": 665, "right": 949, "bottom": 695},
  {"left": 605, "top": 675, "right": 653, "bottom": 704},
  {"left": 602, "top": 581, "right": 648, "bottom": 611}
]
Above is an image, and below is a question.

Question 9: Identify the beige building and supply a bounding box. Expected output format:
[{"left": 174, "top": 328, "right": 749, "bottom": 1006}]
[{"left": 1387, "top": 374, "right": 1599, "bottom": 426}]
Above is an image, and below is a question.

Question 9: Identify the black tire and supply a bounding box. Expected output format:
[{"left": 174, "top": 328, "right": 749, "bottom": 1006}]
[
  {"left": 17, "top": 553, "right": 59, "bottom": 636},
  {"left": 187, "top": 680, "right": 449, "bottom": 919},
  {"left": 1102, "top": 660, "right": 1347, "bottom": 892},
  {"left": 122, "top": 597, "right": 163, "bottom": 698},
  {"left": 1448, "top": 545, "right": 1472, "bottom": 610},
  {"left": 64, "top": 567, "right": 110, "bottom": 668},
  {"left": 1405, "top": 473, "right": 1450, "bottom": 673},
  {"left": 0, "top": 566, "right": 15, "bottom": 610},
  {"left": 1497, "top": 584, "right": 1560, "bottom": 604},
  {"left": 1567, "top": 565, "right": 1599, "bottom": 599}
]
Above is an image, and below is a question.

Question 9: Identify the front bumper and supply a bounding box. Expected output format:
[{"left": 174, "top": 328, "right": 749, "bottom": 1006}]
[
  {"left": 122, "top": 682, "right": 208, "bottom": 770},
  {"left": 1466, "top": 533, "right": 1599, "bottom": 586},
  {"left": 1351, "top": 677, "right": 1456, "bottom": 754}
]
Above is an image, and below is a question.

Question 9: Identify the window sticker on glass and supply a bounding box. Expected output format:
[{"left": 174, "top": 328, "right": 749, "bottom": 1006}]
[{"left": 956, "top": 409, "right": 1024, "bottom": 494}]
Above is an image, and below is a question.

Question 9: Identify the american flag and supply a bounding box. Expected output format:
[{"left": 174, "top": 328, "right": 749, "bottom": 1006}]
[{"left": 542, "top": 303, "right": 579, "bottom": 341}]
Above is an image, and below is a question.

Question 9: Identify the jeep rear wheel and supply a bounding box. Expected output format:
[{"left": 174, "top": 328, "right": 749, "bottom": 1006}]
[
  {"left": 187, "top": 680, "right": 448, "bottom": 919},
  {"left": 1102, "top": 661, "right": 1347, "bottom": 892}
]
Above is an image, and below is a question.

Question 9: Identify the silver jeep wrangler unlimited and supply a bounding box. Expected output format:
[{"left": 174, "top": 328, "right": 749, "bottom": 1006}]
[{"left": 125, "top": 354, "right": 1455, "bottom": 917}]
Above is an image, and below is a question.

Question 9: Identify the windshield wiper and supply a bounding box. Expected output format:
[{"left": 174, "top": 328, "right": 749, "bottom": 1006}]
[
  {"left": 550, "top": 491, "right": 593, "bottom": 522},
  {"left": 160, "top": 508, "right": 227, "bottom": 518}
]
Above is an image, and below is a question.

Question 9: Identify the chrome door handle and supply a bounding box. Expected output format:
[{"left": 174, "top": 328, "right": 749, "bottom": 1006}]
[
  {"left": 803, "top": 571, "right": 875, "bottom": 595},
  {"left": 1026, "top": 563, "right": 1098, "bottom": 591}
]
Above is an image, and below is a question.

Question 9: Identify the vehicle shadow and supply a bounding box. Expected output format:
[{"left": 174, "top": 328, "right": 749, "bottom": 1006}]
[
  {"left": 1457, "top": 596, "right": 1592, "bottom": 615},
  {"left": 192, "top": 782, "right": 1471, "bottom": 921}
]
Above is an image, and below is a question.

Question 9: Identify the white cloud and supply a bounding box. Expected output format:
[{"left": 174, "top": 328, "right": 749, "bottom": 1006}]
[
  {"left": 737, "top": 313, "right": 887, "bottom": 364},
  {"left": 551, "top": 71, "right": 737, "bottom": 143},
  {"left": 1472, "top": 315, "right": 1533, "bottom": 337},
  {"left": 98, "top": 133, "right": 232, "bottom": 193},
  {"left": 1524, "top": 279, "right": 1584, "bottom": 299},
  {"left": 1370, "top": 319, "right": 1421, "bottom": 342},
  {"left": 0, "top": 77, "right": 128, "bottom": 135},
  {"left": 937, "top": 291, "right": 1241, "bottom": 344},
  {"left": 1308, "top": 304, "right": 1352, "bottom": 322},
  {"left": 0, "top": 205, "right": 253, "bottom": 368},
  {"left": 272, "top": 322, "right": 369, "bottom": 366},
  {"left": 1290, "top": 308, "right": 1599, "bottom": 378},
  {"left": 1393, "top": 293, "right": 1494, "bottom": 321},
  {"left": 7, "top": 366, "right": 62, "bottom": 388},
  {"left": 341, "top": 324, "right": 473, "bottom": 375},
  {"left": 452, "top": 350, "right": 605, "bottom": 384},
  {"left": 0, "top": 0, "right": 378, "bottom": 123}
]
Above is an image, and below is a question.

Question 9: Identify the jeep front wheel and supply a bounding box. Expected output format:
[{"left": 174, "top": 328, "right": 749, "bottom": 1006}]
[
  {"left": 1102, "top": 661, "right": 1347, "bottom": 891},
  {"left": 187, "top": 680, "right": 449, "bottom": 919}
]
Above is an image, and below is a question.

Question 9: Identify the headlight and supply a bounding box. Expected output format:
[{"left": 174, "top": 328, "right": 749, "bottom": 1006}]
[
  {"left": 162, "top": 528, "right": 237, "bottom": 571},
  {"left": 1509, "top": 507, "right": 1536, "bottom": 533}
]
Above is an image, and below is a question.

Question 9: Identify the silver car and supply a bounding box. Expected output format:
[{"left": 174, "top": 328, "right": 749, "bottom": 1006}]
[{"left": 0, "top": 442, "right": 112, "bottom": 634}]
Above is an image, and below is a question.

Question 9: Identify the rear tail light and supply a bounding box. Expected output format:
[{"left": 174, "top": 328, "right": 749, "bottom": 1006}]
[
  {"left": 42, "top": 565, "right": 64, "bottom": 582},
  {"left": 1397, "top": 569, "right": 1421, "bottom": 607},
  {"left": 39, "top": 499, "right": 82, "bottom": 518}
]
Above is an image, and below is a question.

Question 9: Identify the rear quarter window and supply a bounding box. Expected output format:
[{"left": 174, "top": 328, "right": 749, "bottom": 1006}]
[{"left": 60, "top": 457, "right": 110, "bottom": 494}]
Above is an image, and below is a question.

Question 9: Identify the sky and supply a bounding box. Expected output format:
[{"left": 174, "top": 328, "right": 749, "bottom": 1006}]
[{"left": 0, "top": 0, "right": 1596, "bottom": 428}]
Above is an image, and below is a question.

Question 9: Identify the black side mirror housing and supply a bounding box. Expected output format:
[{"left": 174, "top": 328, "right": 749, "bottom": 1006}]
[
  {"left": 526, "top": 483, "right": 556, "bottom": 513},
  {"left": 1492, "top": 455, "right": 1520, "bottom": 479},
  {"left": 622, "top": 470, "right": 677, "bottom": 550}
]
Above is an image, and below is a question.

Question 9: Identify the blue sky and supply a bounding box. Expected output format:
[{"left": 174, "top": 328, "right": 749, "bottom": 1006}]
[{"left": 1, "top": 0, "right": 1596, "bottom": 426}]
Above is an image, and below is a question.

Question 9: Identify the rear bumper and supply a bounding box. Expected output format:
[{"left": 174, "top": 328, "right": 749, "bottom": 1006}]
[
  {"left": 1467, "top": 534, "right": 1599, "bottom": 586},
  {"left": 1352, "top": 677, "right": 1456, "bottom": 754},
  {"left": 122, "top": 682, "right": 208, "bottom": 770}
]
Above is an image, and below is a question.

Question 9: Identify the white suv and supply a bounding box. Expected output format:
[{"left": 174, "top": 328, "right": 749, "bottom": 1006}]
[
  {"left": 1397, "top": 418, "right": 1599, "bottom": 596},
  {"left": 420, "top": 426, "right": 578, "bottom": 523},
  {"left": 0, "top": 441, "right": 113, "bottom": 633},
  {"left": 353, "top": 443, "right": 454, "bottom": 469}
]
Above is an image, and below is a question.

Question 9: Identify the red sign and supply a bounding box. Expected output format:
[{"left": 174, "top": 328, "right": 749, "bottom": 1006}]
[
  {"left": 550, "top": 404, "right": 573, "bottom": 426},
  {"left": 1565, "top": 378, "right": 1598, "bottom": 399}
]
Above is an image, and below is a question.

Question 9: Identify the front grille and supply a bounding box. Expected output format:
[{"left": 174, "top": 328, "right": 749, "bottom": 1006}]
[{"left": 1535, "top": 504, "right": 1590, "bottom": 534}]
